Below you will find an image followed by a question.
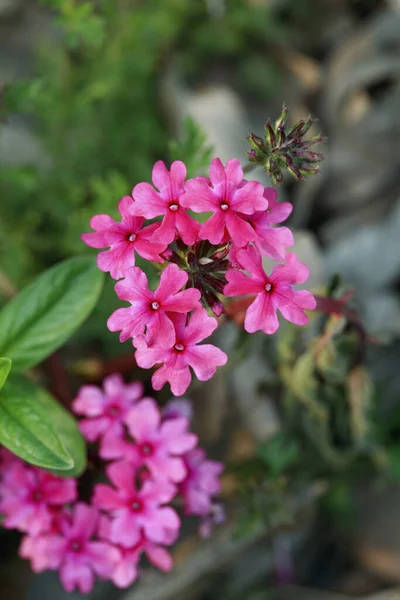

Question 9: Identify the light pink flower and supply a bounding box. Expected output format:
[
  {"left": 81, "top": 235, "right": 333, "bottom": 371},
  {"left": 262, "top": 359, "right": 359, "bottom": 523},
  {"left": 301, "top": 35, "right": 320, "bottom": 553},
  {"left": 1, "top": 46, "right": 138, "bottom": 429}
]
[
  {"left": 248, "top": 187, "right": 294, "bottom": 260},
  {"left": 0, "top": 462, "right": 77, "bottom": 536},
  {"left": 134, "top": 308, "right": 228, "bottom": 396},
  {"left": 72, "top": 374, "right": 143, "bottom": 444},
  {"left": 81, "top": 196, "right": 166, "bottom": 280},
  {"left": 101, "top": 398, "right": 197, "bottom": 483},
  {"left": 107, "top": 264, "right": 201, "bottom": 346},
  {"left": 20, "top": 503, "right": 120, "bottom": 594},
  {"left": 162, "top": 398, "right": 193, "bottom": 421},
  {"left": 224, "top": 246, "right": 317, "bottom": 334},
  {"left": 93, "top": 461, "right": 180, "bottom": 548},
  {"left": 179, "top": 448, "right": 223, "bottom": 516},
  {"left": 132, "top": 161, "right": 200, "bottom": 246},
  {"left": 181, "top": 158, "right": 266, "bottom": 247},
  {"left": 99, "top": 518, "right": 173, "bottom": 588}
]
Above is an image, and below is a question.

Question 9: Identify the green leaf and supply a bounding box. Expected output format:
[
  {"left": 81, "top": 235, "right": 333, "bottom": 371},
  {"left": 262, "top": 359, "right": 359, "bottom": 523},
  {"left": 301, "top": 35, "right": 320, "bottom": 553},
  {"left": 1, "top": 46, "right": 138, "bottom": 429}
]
[
  {"left": 257, "top": 434, "right": 299, "bottom": 476},
  {"left": 0, "top": 377, "right": 86, "bottom": 476},
  {"left": 0, "top": 256, "right": 104, "bottom": 371},
  {"left": 0, "top": 358, "right": 12, "bottom": 392}
]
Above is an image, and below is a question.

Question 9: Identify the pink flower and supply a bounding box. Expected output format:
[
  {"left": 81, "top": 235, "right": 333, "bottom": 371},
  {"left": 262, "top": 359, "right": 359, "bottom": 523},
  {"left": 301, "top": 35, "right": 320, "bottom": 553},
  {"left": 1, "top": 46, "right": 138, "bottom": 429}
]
[
  {"left": 99, "top": 518, "right": 173, "bottom": 588},
  {"left": 0, "top": 462, "right": 77, "bottom": 536},
  {"left": 101, "top": 398, "right": 197, "bottom": 483},
  {"left": 93, "top": 461, "right": 180, "bottom": 548},
  {"left": 72, "top": 374, "right": 143, "bottom": 444},
  {"left": 181, "top": 158, "right": 266, "bottom": 247},
  {"left": 107, "top": 264, "right": 201, "bottom": 346},
  {"left": 162, "top": 398, "right": 193, "bottom": 421},
  {"left": 20, "top": 503, "right": 120, "bottom": 594},
  {"left": 179, "top": 448, "right": 223, "bottom": 516},
  {"left": 224, "top": 246, "right": 317, "bottom": 334},
  {"left": 248, "top": 187, "right": 294, "bottom": 260},
  {"left": 134, "top": 308, "right": 228, "bottom": 396},
  {"left": 81, "top": 196, "right": 166, "bottom": 280},
  {"left": 132, "top": 161, "right": 200, "bottom": 246}
]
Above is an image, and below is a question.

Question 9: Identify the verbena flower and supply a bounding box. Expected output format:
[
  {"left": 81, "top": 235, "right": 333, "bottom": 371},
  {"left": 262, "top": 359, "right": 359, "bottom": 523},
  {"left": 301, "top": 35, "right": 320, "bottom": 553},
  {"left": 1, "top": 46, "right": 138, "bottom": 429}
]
[
  {"left": 72, "top": 374, "right": 144, "bottom": 446},
  {"left": 179, "top": 448, "right": 223, "bottom": 517},
  {"left": 134, "top": 308, "right": 228, "bottom": 396},
  {"left": 107, "top": 263, "right": 201, "bottom": 346},
  {"left": 100, "top": 397, "right": 197, "bottom": 483},
  {"left": 181, "top": 158, "right": 267, "bottom": 247},
  {"left": 0, "top": 462, "right": 76, "bottom": 536},
  {"left": 132, "top": 160, "right": 200, "bottom": 245},
  {"left": 20, "top": 503, "right": 119, "bottom": 594},
  {"left": 82, "top": 196, "right": 166, "bottom": 280},
  {"left": 224, "top": 246, "right": 316, "bottom": 334},
  {"left": 93, "top": 460, "right": 180, "bottom": 548}
]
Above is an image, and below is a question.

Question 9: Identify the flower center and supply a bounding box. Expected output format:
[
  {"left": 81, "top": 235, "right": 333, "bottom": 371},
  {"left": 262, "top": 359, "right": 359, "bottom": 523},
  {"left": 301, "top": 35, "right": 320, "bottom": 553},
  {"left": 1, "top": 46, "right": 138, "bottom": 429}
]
[
  {"left": 169, "top": 203, "right": 179, "bottom": 212},
  {"left": 131, "top": 499, "right": 143, "bottom": 512},
  {"left": 107, "top": 404, "right": 121, "bottom": 418},
  {"left": 141, "top": 442, "right": 154, "bottom": 457},
  {"left": 69, "top": 539, "right": 83, "bottom": 553},
  {"left": 265, "top": 282, "right": 272, "bottom": 292},
  {"left": 174, "top": 343, "right": 185, "bottom": 352},
  {"left": 32, "top": 490, "right": 43, "bottom": 502},
  {"left": 220, "top": 202, "right": 229, "bottom": 211},
  {"left": 128, "top": 233, "right": 137, "bottom": 242},
  {"left": 151, "top": 301, "right": 160, "bottom": 310}
]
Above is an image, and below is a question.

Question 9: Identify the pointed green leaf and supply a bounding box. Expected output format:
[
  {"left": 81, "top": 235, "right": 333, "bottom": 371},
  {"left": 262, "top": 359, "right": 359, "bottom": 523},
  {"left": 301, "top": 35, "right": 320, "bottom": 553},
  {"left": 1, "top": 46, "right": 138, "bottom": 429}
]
[
  {"left": 0, "top": 357, "right": 12, "bottom": 392},
  {"left": 0, "top": 377, "right": 86, "bottom": 476},
  {"left": 0, "top": 256, "right": 104, "bottom": 371}
]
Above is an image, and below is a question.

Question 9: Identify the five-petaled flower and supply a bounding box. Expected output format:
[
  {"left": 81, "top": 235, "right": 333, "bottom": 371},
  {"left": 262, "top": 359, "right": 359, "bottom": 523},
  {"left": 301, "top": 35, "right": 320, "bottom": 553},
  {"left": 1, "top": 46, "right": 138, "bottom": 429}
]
[
  {"left": 134, "top": 308, "right": 228, "bottom": 396},
  {"left": 107, "top": 263, "right": 201, "bottom": 346},
  {"left": 81, "top": 196, "right": 166, "bottom": 280},
  {"left": 224, "top": 246, "right": 316, "bottom": 334}
]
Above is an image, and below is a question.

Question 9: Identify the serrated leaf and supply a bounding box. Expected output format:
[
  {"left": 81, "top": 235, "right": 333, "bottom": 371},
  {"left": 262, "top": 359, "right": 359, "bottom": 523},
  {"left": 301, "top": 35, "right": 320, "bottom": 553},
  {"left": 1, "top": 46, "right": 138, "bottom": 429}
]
[
  {"left": 0, "top": 377, "right": 86, "bottom": 476},
  {"left": 0, "top": 256, "right": 104, "bottom": 371},
  {"left": 0, "top": 357, "right": 12, "bottom": 392}
]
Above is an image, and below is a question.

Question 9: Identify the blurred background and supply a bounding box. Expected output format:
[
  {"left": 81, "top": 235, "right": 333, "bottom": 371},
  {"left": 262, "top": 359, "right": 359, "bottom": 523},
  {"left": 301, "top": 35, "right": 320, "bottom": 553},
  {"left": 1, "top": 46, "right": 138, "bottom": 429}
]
[{"left": 1, "top": 0, "right": 400, "bottom": 599}]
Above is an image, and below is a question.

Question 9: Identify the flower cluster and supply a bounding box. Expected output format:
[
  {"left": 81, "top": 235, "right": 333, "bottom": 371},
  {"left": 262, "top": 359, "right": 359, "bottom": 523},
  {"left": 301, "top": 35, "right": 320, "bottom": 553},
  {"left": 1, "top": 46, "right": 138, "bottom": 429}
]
[
  {"left": 0, "top": 375, "right": 223, "bottom": 594},
  {"left": 83, "top": 157, "right": 316, "bottom": 395}
]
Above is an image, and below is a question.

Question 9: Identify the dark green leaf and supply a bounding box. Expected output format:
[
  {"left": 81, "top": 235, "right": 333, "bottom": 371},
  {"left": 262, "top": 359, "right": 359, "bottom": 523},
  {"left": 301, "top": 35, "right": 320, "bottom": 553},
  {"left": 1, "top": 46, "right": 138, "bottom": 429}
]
[
  {"left": 0, "top": 357, "right": 12, "bottom": 392},
  {"left": 0, "top": 256, "right": 104, "bottom": 371},
  {"left": 0, "top": 377, "right": 86, "bottom": 476}
]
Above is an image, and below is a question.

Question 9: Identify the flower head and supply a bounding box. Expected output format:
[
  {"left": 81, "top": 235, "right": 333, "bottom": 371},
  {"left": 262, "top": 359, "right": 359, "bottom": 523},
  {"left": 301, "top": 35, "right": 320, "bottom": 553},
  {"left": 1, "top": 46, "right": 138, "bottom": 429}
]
[
  {"left": 93, "top": 461, "right": 180, "bottom": 548},
  {"left": 132, "top": 161, "right": 200, "bottom": 246},
  {"left": 81, "top": 196, "right": 166, "bottom": 280},
  {"left": 224, "top": 246, "right": 316, "bottom": 334},
  {"left": 19, "top": 503, "right": 120, "bottom": 594},
  {"left": 107, "top": 263, "right": 201, "bottom": 346},
  {"left": 72, "top": 374, "right": 144, "bottom": 445},
  {"left": 181, "top": 158, "right": 266, "bottom": 247},
  {"left": 0, "top": 461, "right": 77, "bottom": 536},
  {"left": 134, "top": 308, "right": 228, "bottom": 396}
]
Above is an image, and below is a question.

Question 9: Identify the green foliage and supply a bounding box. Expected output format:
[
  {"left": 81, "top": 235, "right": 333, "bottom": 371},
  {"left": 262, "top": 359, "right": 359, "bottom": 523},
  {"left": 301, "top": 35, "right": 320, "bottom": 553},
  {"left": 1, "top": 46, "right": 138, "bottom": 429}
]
[
  {"left": 0, "top": 377, "right": 85, "bottom": 476},
  {"left": 168, "top": 117, "right": 213, "bottom": 178},
  {"left": 0, "top": 257, "right": 104, "bottom": 371},
  {"left": 257, "top": 434, "right": 299, "bottom": 477},
  {"left": 0, "top": 358, "right": 12, "bottom": 392}
]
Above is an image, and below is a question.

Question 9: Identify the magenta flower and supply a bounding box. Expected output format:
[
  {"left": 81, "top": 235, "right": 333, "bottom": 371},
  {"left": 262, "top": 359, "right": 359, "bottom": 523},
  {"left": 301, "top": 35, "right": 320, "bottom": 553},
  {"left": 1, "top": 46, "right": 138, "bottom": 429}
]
[
  {"left": 180, "top": 158, "right": 266, "bottom": 247},
  {"left": 107, "top": 263, "right": 201, "bottom": 346},
  {"left": 101, "top": 398, "right": 197, "bottom": 483},
  {"left": 134, "top": 308, "right": 228, "bottom": 396},
  {"left": 20, "top": 503, "right": 120, "bottom": 594},
  {"left": 132, "top": 160, "right": 200, "bottom": 246},
  {"left": 99, "top": 518, "right": 173, "bottom": 588},
  {"left": 81, "top": 196, "right": 166, "bottom": 280},
  {"left": 248, "top": 187, "right": 294, "bottom": 260},
  {"left": 0, "top": 462, "right": 77, "bottom": 536},
  {"left": 93, "top": 461, "right": 180, "bottom": 548},
  {"left": 224, "top": 246, "right": 317, "bottom": 334},
  {"left": 72, "top": 374, "right": 143, "bottom": 444},
  {"left": 179, "top": 449, "right": 223, "bottom": 516}
]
